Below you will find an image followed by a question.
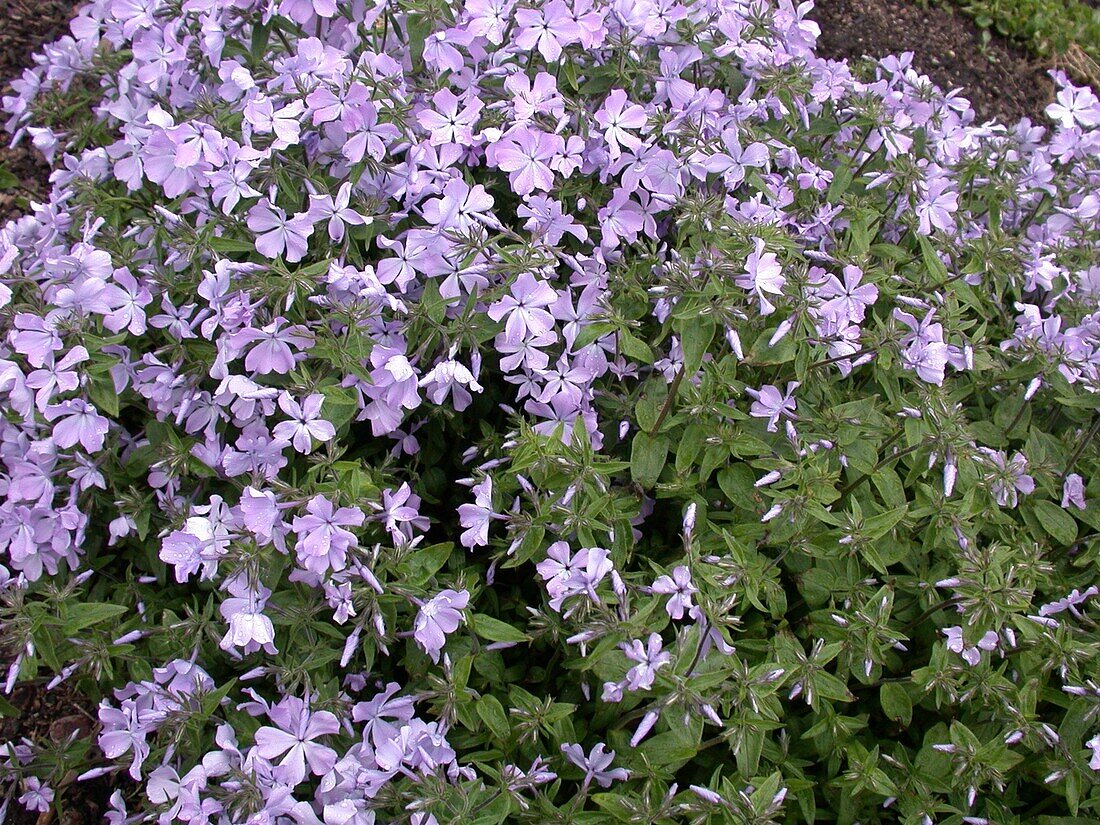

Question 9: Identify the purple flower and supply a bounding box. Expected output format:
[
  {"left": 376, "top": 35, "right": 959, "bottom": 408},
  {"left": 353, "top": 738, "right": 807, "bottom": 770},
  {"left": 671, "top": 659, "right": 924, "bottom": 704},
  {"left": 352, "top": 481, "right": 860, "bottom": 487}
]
[
  {"left": 514, "top": 0, "right": 581, "bottom": 62},
  {"left": 814, "top": 264, "right": 878, "bottom": 325},
  {"left": 247, "top": 200, "right": 314, "bottom": 262},
  {"left": 307, "top": 182, "right": 368, "bottom": 242},
  {"left": 44, "top": 399, "right": 110, "bottom": 452},
  {"left": 373, "top": 482, "right": 430, "bottom": 545},
  {"left": 98, "top": 699, "right": 151, "bottom": 780},
  {"left": 458, "top": 476, "right": 495, "bottom": 548},
  {"left": 622, "top": 633, "right": 670, "bottom": 691},
  {"left": 487, "top": 272, "right": 558, "bottom": 340},
  {"left": 292, "top": 495, "right": 365, "bottom": 575},
  {"left": 253, "top": 696, "right": 340, "bottom": 786},
  {"left": 561, "top": 742, "right": 629, "bottom": 788},
  {"left": 651, "top": 565, "right": 697, "bottom": 619},
  {"left": 414, "top": 588, "right": 469, "bottom": 663},
  {"left": 978, "top": 449, "right": 1035, "bottom": 508},
  {"left": 915, "top": 176, "right": 958, "bottom": 236},
  {"left": 1062, "top": 472, "right": 1087, "bottom": 510},
  {"left": 273, "top": 392, "right": 336, "bottom": 453},
  {"left": 594, "top": 89, "right": 646, "bottom": 158},
  {"left": 228, "top": 319, "right": 314, "bottom": 375},
  {"left": 1046, "top": 82, "right": 1100, "bottom": 128},
  {"left": 416, "top": 88, "right": 483, "bottom": 147},
  {"left": 1088, "top": 734, "right": 1100, "bottom": 771},
  {"left": 18, "top": 777, "right": 54, "bottom": 813},
  {"left": 489, "top": 127, "right": 560, "bottom": 196},
  {"left": 736, "top": 238, "right": 785, "bottom": 316},
  {"left": 943, "top": 626, "right": 999, "bottom": 666},
  {"left": 745, "top": 382, "right": 799, "bottom": 432}
]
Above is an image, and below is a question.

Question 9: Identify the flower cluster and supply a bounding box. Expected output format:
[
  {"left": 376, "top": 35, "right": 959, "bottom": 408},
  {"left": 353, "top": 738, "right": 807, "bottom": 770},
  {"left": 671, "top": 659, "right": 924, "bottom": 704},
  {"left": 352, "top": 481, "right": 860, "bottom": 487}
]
[{"left": 0, "top": 0, "right": 1098, "bottom": 821}]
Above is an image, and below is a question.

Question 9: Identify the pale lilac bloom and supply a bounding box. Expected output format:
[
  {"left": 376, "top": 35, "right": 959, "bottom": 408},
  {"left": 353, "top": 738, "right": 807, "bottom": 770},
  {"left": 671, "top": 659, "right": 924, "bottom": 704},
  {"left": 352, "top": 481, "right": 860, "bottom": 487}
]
[
  {"left": 1088, "top": 734, "right": 1100, "bottom": 771},
  {"left": 517, "top": 195, "right": 588, "bottom": 245},
  {"left": 560, "top": 742, "right": 629, "bottom": 788},
  {"left": 228, "top": 319, "right": 313, "bottom": 374},
  {"left": 1038, "top": 586, "right": 1098, "bottom": 618},
  {"left": 247, "top": 200, "right": 314, "bottom": 262},
  {"left": 292, "top": 496, "right": 365, "bottom": 575},
  {"left": 943, "top": 626, "right": 999, "bottom": 666},
  {"left": 44, "top": 399, "right": 110, "bottom": 452},
  {"left": 814, "top": 265, "right": 878, "bottom": 325},
  {"left": 735, "top": 238, "right": 785, "bottom": 315},
  {"left": 98, "top": 699, "right": 151, "bottom": 780},
  {"left": 458, "top": 476, "right": 494, "bottom": 548},
  {"left": 1045, "top": 82, "right": 1100, "bottom": 129},
  {"left": 373, "top": 482, "right": 430, "bottom": 544},
  {"left": 622, "top": 633, "right": 670, "bottom": 691},
  {"left": 253, "top": 696, "right": 340, "bottom": 786},
  {"left": 489, "top": 127, "right": 561, "bottom": 196},
  {"left": 978, "top": 449, "right": 1035, "bottom": 508},
  {"left": 696, "top": 126, "right": 769, "bottom": 187},
  {"left": 219, "top": 575, "right": 278, "bottom": 655},
  {"left": 422, "top": 179, "right": 494, "bottom": 232},
  {"left": 465, "top": 0, "right": 514, "bottom": 44},
  {"left": 487, "top": 272, "right": 558, "bottom": 340},
  {"left": 745, "top": 382, "right": 799, "bottom": 432},
  {"left": 915, "top": 176, "right": 958, "bottom": 236},
  {"left": 505, "top": 71, "right": 564, "bottom": 123},
  {"left": 307, "top": 182, "right": 368, "bottom": 242},
  {"left": 414, "top": 588, "right": 469, "bottom": 663},
  {"left": 651, "top": 565, "right": 697, "bottom": 619},
  {"left": 416, "top": 88, "right": 483, "bottom": 146},
  {"left": 419, "top": 356, "right": 483, "bottom": 411},
  {"left": 1062, "top": 473, "right": 1087, "bottom": 510},
  {"left": 18, "top": 777, "right": 53, "bottom": 813},
  {"left": 894, "top": 308, "right": 951, "bottom": 385},
  {"left": 594, "top": 89, "right": 646, "bottom": 159},
  {"left": 514, "top": 0, "right": 581, "bottom": 62},
  {"left": 273, "top": 392, "right": 336, "bottom": 453}
]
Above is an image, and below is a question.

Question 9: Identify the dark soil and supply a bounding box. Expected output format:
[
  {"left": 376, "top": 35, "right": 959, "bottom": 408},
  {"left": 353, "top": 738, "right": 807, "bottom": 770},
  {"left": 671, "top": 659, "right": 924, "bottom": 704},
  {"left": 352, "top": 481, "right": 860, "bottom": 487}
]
[
  {"left": 0, "top": 682, "right": 111, "bottom": 825},
  {"left": 809, "top": 0, "right": 1056, "bottom": 123},
  {"left": 0, "top": 0, "right": 74, "bottom": 223}
]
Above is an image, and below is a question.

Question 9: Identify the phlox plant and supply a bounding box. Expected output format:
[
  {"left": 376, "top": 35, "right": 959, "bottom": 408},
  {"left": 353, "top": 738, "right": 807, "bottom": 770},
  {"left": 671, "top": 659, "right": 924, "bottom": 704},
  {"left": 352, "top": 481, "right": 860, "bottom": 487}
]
[{"left": 0, "top": 0, "right": 1098, "bottom": 823}]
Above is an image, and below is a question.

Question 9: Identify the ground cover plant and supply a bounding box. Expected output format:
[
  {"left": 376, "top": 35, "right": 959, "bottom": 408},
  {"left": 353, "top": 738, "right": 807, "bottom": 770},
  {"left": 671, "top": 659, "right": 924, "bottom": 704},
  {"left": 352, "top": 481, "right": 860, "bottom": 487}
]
[
  {"left": 951, "top": 0, "right": 1100, "bottom": 68},
  {"left": 0, "top": 0, "right": 1099, "bottom": 822}
]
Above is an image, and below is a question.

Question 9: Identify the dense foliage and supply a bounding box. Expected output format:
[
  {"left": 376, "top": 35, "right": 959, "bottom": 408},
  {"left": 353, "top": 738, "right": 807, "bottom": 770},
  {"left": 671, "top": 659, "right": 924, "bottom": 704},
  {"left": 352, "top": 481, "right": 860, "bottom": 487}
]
[
  {"left": 0, "top": 0, "right": 1099, "bottom": 823},
  {"left": 953, "top": 0, "right": 1100, "bottom": 66}
]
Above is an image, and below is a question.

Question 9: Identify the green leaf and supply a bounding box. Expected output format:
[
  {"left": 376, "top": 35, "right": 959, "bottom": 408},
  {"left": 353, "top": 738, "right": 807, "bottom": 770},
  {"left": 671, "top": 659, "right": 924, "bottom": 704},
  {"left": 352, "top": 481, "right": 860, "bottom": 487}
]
[
  {"left": 679, "top": 316, "right": 715, "bottom": 376},
  {"left": 406, "top": 13, "right": 431, "bottom": 69},
  {"left": 318, "top": 384, "right": 359, "bottom": 430},
  {"left": 399, "top": 543, "right": 453, "bottom": 586},
  {"left": 863, "top": 506, "right": 907, "bottom": 539},
  {"left": 86, "top": 372, "right": 121, "bottom": 418},
  {"left": 880, "top": 682, "right": 912, "bottom": 726},
  {"left": 1032, "top": 500, "right": 1077, "bottom": 546},
  {"left": 675, "top": 423, "right": 707, "bottom": 474},
  {"left": 208, "top": 235, "right": 257, "bottom": 255},
  {"left": 870, "top": 467, "right": 906, "bottom": 508},
  {"left": 630, "top": 433, "right": 668, "bottom": 488},
  {"left": 64, "top": 603, "right": 129, "bottom": 634},
  {"left": 470, "top": 613, "right": 529, "bottom": 644},
  {"left": 618, "top": 329, "right": 654, "bottom": 364},
  {"left": 0, "top": 166, "right": 18, "bottom": 190},
  {"left": 476, "top": 694, "right": 510, "bottom": 741},
  {"left": 717, "top": 464, "right": 756, "bottom": 509}
]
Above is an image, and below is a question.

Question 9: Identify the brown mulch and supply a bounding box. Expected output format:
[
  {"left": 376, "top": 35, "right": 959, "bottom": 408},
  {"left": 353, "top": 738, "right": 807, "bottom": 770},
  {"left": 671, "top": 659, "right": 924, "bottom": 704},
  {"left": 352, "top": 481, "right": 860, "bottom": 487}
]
[
  {"left": 0, "top": 0, "right": 74, "bottom": 223},
  {"left": 1, "top": 681, "right": 110, "bottom": 825},
  {"left": 809, "top": 0, "right": 1056, "bottom": 124}
]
